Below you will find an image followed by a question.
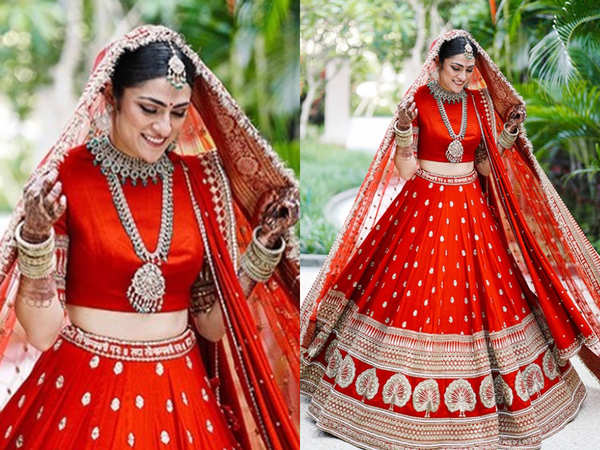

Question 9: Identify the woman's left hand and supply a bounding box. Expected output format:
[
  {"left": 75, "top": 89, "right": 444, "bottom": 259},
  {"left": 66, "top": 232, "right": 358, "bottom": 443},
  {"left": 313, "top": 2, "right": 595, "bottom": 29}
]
[
  {"left": 255, "top": 186, "right": 299, "bottom": 248},
  {"left": 505, "top": 104, "right": 526, "bottom": 133}
]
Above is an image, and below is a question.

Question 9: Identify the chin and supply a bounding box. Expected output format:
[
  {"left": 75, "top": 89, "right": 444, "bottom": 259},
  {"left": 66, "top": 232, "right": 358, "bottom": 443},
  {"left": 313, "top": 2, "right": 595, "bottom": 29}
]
[{"left": 137, "top": 139, "right": 168, "bottom": 163}]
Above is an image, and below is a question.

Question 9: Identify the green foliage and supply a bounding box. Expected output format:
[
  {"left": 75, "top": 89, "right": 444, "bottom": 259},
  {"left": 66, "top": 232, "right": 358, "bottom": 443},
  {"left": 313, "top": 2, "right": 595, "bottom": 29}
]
[
  {"left": 530, "top": 0, "right": 600, "bottom": 88},
  {"left": 301, "top": 0, "right": 417, "bottom": 117},
  {"left": 300, "top": 136, "right": 371, "bottom": 253},
  {"left": 0, "top": 0, "right": 64, "bottom": 118},
  {"left": 0, "top": 138, "right": 36, "bottom": 213},
  {"left": 177, "top": 0, "right": 299, "bottom": 170}
]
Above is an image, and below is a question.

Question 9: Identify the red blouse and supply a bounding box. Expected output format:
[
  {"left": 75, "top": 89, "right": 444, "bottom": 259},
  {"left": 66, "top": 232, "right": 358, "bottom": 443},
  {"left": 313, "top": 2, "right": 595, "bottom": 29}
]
[
  {"left": 54, "top": 145, "right": 204, "bottom": 312},
  {"left": 412, "top": 84, "right": 482, "bottom": 163}
]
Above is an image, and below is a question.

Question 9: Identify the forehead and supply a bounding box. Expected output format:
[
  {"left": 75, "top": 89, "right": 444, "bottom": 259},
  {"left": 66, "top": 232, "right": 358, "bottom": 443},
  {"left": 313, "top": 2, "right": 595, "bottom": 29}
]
[
  {"left": 124, "top": 77, "right": 192, "bottom": 104},
  {"left": 443, "top": 54, "right": 476, "bottom": 68}
]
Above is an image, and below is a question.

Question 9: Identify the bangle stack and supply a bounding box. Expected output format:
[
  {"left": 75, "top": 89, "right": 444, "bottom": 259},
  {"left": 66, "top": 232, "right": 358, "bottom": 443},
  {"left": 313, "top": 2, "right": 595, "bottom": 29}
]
[
  {"left": 15, "top": 222, "right": 56, "bottom": 279},
  {"left": 240, "top": 226, "right": 285, "bottom": 283},
  {"left": 498, "top": 124, "right": 518, "bottom": 150},
  {"left": 393, "top": 121, "right": 414, "bottom": 149}
]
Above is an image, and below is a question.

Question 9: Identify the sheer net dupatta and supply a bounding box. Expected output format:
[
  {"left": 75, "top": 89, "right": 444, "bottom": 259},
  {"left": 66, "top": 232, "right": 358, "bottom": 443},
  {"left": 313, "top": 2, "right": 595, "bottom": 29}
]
[
  {"left": 300, "top": 29, "right": 600, "bottom": 386},
  {"left": 0, "top": 25, "right": 299, "bottom": 449}
]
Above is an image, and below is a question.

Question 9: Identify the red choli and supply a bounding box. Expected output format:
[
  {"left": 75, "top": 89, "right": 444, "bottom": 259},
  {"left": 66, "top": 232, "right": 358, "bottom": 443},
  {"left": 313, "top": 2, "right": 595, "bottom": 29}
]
[
  {"left": 54, "top": 145, "right": 204, "bottom": 312},
  {"left": 413, "top": 84, "right": 482, "bottom": 163}
]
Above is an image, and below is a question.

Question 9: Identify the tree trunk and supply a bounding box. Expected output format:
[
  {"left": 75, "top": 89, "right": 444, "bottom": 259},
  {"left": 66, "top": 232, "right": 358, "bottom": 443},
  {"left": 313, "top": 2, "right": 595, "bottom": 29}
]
[
  {"left": 31, "top": 0, "right": 83, "bottom": 159},
  {"left": 300, "top": 63, "right": 320, "bottom": 139}
]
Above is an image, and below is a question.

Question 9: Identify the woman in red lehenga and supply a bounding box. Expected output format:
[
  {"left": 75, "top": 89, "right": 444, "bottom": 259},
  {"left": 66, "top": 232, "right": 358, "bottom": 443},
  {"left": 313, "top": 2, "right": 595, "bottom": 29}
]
[
  {"left": 301, "top": 29, "right": 600, "bottom": 449},
  {"left": 0, "top": 26, "right": 300, "bottom": 449}
]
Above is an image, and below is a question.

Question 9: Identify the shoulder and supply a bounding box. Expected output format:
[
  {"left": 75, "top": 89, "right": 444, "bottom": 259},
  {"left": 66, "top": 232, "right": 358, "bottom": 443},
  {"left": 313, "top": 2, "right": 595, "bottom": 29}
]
[
  {"left": 57, "top": 143, "right": 93, "bottom": 179},
  {"left": 466, "top": 88, "right": 486, "bottom": 102},
  {"left": 170, "top": 153, "right": 205, "bottom": 173},
  {"left": 413, "top": 84, "right": 430, "bottom": 101}
]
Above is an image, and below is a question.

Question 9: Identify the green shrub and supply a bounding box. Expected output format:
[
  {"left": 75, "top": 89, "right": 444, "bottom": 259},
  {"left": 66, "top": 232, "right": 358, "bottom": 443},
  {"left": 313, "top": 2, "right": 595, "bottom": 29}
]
[{"left": 300, "top": 137, "right": 372, "bottom": 254}]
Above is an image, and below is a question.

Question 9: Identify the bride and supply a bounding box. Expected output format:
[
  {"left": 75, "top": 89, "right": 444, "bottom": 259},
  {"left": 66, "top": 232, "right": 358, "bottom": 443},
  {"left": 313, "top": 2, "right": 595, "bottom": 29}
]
[{"left": 301, "top": 29, "right": 600, "bottom": 449}]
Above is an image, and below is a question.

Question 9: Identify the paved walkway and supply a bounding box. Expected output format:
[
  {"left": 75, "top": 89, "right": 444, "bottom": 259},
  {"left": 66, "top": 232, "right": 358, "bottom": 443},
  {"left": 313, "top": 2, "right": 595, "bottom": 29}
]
[{"left": 299, "top": 261, "right": 600, "bottom": 450}]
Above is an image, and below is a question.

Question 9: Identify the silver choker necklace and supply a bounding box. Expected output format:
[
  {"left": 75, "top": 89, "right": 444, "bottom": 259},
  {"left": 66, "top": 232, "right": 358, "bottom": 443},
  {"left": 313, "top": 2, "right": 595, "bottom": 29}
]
[
  {"left": 88, "top": 135, "right": 174, "bottom": 186},
  {"left": 87, "top": 135, "right": 174, "bottom": 313},
  {"left": 427, "top": 80, "right": 466, "bottom": 104}
]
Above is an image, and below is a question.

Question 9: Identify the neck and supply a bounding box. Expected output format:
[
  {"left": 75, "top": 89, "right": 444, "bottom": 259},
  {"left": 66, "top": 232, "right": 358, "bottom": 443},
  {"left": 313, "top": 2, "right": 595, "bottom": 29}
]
[
  {"left": 437, "top": 78, "right": 460, "bottom": 94},
  {"left": 109, "top": 125, "right": 139, "bottom": 160}
]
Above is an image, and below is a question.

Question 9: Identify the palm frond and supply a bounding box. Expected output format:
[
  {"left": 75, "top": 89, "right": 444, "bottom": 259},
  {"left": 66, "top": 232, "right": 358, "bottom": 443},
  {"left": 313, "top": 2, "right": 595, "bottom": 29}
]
[{"left": 529, "top": 0, "right": 600, "bottom": 88}]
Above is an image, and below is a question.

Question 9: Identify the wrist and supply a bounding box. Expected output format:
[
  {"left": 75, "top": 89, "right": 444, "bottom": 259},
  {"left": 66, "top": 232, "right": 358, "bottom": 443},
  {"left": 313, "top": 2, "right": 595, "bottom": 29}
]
[
  {"left": 256, "top": 228, "right": 282, "bottom": 249},
  {"left": 21, "top": 223, "right": 51, "bottom": 244}
]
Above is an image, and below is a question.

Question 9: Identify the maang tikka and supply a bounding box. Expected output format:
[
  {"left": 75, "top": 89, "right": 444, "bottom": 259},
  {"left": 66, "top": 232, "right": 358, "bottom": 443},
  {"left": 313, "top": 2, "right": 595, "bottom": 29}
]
[
  {"left": 463, "top": 42, "right": 474, "bottom": 60},
  {"left": 167, "top": 42, "right": 186, "bottom": 90}
]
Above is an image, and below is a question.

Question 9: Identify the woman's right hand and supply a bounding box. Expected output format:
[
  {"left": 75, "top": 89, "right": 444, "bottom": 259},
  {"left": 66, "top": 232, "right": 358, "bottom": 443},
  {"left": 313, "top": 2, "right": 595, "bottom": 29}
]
[
  {"left": 21, "top": 168, "right": 67, "bottom": 243},
  {"left": 397, "top": 95, "right": 418, "bottom": 129}
]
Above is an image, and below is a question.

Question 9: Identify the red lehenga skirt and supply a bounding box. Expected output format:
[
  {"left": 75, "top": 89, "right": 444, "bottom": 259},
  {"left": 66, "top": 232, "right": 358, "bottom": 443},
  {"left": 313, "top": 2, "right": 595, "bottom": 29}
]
[
  {"left": 0, "top": 325, "right": 238, "bottom": 449},
  {"left": 302, "top": 168, "right": 585, "bottom": 449}
]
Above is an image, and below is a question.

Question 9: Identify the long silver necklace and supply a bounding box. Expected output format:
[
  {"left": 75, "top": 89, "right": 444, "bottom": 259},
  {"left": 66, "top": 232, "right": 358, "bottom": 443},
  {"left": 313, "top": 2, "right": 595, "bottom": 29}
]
[
  {"left": 427, "top": 80, "right": 468, "bottom": 163},
  {"left": 87, "top": 135, "right": 174, "bottom": 313}
]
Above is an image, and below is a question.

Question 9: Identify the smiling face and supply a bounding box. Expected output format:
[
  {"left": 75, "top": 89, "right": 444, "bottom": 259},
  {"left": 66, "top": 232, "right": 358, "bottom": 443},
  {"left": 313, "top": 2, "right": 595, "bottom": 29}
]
[
  {"left": 108, "top": 77, "right": 192, "bottom": 163},
  {"left": 438, "top": 54, "right": 475, "bottom": 94}
]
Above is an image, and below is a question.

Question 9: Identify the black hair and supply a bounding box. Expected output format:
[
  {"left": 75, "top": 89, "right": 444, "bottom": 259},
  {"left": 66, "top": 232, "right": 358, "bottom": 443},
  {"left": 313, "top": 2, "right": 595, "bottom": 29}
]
[
  {"left": 438, "top": 36, "right": 478, "bottom": 65},
  {"left": 110, "top": 41, "right": 196, "bottom": 100}
]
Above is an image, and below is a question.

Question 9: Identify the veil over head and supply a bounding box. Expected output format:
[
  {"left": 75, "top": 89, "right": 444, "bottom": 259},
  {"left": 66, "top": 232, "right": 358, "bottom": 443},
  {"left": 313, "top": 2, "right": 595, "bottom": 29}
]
[
  {"left": 0, "top": 25, "right": 299, "bottom": 449},
  {"left": 301, "top": 29, "right": 600, "bottom": 375}
]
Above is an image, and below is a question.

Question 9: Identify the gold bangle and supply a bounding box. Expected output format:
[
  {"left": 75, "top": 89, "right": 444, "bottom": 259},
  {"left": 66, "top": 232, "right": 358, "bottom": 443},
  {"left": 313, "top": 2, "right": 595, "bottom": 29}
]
[
  {"left": 498, "top": 124, "right": 518, "bottom": 149},
  {"left": 15, "top": 222, "right": 56, "bottom": 279},
  {"left": 393, "top": 120, "right": 412, "bottom": 136},
  {"left": 240, "top": 227, "right": 285, "bottom": 283}
]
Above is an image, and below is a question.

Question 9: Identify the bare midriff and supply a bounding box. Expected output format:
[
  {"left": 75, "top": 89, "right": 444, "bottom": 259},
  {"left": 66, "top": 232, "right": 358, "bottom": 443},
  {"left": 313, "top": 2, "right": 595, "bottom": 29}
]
[
  {"left": 66, "top": 304, "right": 188, "bottom": 340},
  {"left": 418, "top": 159, "right": 475, "bottom": 176}
]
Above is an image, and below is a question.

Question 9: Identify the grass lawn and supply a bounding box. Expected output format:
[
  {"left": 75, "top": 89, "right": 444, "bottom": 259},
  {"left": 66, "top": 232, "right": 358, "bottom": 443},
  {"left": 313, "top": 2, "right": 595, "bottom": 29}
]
[{"left": 300, "top": 138, "right": 372, "bottom": 254}]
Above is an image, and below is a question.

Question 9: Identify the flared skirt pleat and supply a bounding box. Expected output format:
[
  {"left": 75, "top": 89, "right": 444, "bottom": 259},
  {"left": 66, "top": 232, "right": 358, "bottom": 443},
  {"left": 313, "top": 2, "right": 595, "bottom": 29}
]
[
  {"left": 302, "top": 169, "right": 585, "bottom": 449},
  {"left": 0, "top": 325, "right": 238, "bottom": 449}
]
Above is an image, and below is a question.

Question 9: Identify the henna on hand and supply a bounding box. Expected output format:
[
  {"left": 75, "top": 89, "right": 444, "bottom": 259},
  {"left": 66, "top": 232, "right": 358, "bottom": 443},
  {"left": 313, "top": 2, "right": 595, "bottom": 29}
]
[
  {"left": 504, "top": 104, "right": 526, "bottom": 134},
  {"left": 22, "top": 168, "right": 67, "bottom": 243},
  {"left": 19, "top": 275, "right": 57, "bottom": 309},
  {"left": 190, "top": 264, "right": 218, "bottom": 314},
  {"left": 255, "top": 186, "right": 299, "bottom": 248},
  {"left": 397, "top": 95, "right": 418, "bottom": 129},
  {"left": 475, "top": 144, "right": 488, "bottom": 164}
]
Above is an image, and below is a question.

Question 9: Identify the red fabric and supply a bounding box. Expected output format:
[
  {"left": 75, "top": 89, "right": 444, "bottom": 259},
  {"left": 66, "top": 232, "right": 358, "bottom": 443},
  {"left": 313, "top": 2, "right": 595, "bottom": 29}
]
[
  {"left": 414, "top": 85, "right": 481, "bottom": 163},
  {"left": 182, "top": 155, "right": 299, "bottom": 450},
  {"left": 472, "top": 91, "right": 600, "bottom": 356},
  {"left": 303, "top": 169, "right": 584, "bottom": 447},
  {"left": 55, "top": 145, "right": 204, "bottom": 312},
  {"left": 0, "top": 326, "right": 237, "bottom": 449}
]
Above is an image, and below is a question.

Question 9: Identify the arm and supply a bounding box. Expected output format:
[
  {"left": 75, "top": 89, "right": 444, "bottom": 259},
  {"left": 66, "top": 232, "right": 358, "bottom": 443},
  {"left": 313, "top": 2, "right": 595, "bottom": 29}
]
[
  {"left": 15, "top": 168, "right": 67, "bottom": 351},
  {"left": 189, "top": 260, "right": 225, "bottom": 342},
  {"left": 393, "top": 96, "right": 420, "bottom": 180},
  {"left": 474, "top": 142, "right": 490, "bottom": 177},
  {"left": 475, "top": 100, "right": 525, "bottom": 177},
  {"left": 190, "top": 187, "right": 298, "bottom": 342}
]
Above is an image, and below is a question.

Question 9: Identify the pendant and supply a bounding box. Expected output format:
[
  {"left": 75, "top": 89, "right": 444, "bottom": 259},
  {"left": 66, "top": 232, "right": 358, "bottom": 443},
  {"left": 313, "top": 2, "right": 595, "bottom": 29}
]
[
  {"left": 126, "top": 262, "right": 166, "bottom": 313},
  {"left": 446, "top": 139, "right": 464, "bottom": 163}
]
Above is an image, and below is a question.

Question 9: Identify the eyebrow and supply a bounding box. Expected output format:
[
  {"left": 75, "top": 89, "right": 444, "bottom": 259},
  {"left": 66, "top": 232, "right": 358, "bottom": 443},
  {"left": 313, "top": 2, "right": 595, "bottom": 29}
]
[
  {"left": 450, "top": 62, "right": 475, "bottom": 69},
  {"left": 138, "top": 96, "right": 190, "bottom": 108}
]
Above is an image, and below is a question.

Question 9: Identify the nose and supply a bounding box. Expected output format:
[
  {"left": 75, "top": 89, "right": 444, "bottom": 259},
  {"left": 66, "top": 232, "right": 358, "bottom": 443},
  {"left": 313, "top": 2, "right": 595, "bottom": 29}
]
[{"left": 152, "top": 113, "right": 172, "bottom": 137}]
